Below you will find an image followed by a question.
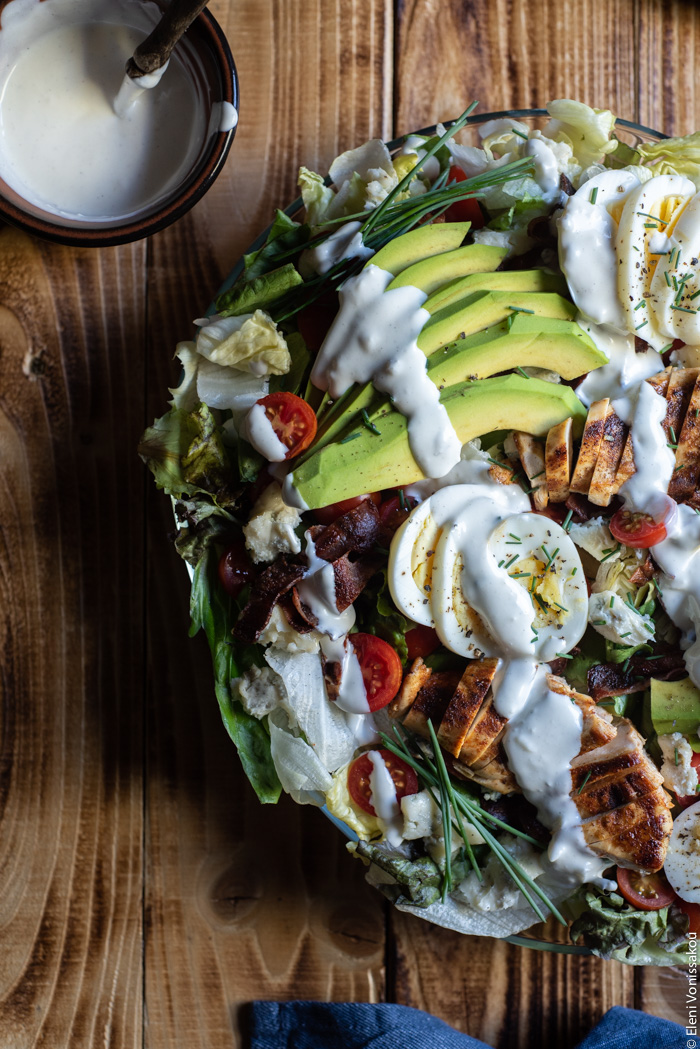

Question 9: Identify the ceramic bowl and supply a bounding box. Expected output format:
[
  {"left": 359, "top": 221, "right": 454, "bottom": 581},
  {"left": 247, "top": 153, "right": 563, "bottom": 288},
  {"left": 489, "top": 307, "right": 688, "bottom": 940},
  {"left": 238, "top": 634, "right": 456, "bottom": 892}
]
[{"left": 0, "top": 1, "right": 238, "bottom": 247}]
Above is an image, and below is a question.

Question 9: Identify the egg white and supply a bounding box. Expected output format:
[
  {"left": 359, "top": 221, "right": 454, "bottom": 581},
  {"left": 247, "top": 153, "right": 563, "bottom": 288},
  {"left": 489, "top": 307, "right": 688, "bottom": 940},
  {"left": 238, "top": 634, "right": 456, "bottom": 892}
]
[{"left": 664, "top": 800, "right": 700, "bottom": 904}]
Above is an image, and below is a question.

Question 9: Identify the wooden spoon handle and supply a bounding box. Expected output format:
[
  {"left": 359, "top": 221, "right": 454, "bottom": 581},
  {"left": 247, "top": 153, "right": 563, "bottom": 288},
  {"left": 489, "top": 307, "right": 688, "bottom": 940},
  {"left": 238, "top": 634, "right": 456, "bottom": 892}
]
[{"left": 127, "top": 0, "right": 210, "bottom": 77}]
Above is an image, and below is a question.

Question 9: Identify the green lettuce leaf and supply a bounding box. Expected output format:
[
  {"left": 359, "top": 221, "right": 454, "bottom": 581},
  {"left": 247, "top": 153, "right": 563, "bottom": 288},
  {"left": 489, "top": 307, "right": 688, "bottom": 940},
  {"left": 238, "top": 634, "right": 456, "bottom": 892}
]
[
  {"left": 181, "top": 404, "right": 239, "bottom": 507},
  {"left": 216, "top": 263, "right": 304, "bottom": 317},
  {"left": 545, "top": 98, "right": 617, "bottom": 168},
  {"left": 354, "top": 568, "right": 410, "bottom": 662},
  {"left": 567, "top": 887, "right": 691, "bottom": 965},
  {"left": 189, "top": 549, "right": 282, "bottom": 804},
  {"left": 298, "top": 166, "right": 336, "bottom": 227},
  {"left": 243, "top": 209, "right": 311, "bottom": 281},
  {"left": 139, "top": 407, "right": 199, "bottom": 498},
  {"left": 638, "top": 131, "right": 700, "bottom": 187},
  {"left": 269, "top": 331, "right": 311, "bottom": 397},
  {"left": 172, "top": 497, "right": 235, "bottom": 567}
]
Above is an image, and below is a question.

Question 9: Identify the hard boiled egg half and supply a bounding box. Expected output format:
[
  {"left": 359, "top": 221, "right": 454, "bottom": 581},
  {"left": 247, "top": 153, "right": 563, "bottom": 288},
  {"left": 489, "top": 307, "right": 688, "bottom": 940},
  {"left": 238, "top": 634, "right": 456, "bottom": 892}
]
[
  {"left": 388, "top": 484, "right": 588, "bottom": 662},
  {"left": 559, "top": 170, "right": 700, "bottom": 349},
  {"left": 664, "top": 800, "right": 700, "bottom": 903}
]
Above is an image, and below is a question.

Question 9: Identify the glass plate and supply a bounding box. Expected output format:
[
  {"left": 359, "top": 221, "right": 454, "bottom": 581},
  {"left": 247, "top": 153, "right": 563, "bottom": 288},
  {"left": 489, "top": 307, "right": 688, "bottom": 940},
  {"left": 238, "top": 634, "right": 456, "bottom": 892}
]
[{"left": 205, "top": 109, "right": 667, "bottom": 956}]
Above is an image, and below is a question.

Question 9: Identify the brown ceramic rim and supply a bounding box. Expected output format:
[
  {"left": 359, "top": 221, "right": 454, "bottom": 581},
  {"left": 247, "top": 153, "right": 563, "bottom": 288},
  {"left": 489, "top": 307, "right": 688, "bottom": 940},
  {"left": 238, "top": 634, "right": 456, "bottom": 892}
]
[{"left": 0, "top": 7, "right": 239, "bottom": 248}]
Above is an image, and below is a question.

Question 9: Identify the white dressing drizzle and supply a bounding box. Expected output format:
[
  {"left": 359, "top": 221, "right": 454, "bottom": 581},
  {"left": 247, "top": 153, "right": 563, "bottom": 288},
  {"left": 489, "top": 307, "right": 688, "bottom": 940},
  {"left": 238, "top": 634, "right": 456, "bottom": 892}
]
[
  {"left": 492, "top": 660, "right": 611, "bottom": 887},
  {"left": 558, "top": 171, "right": 641, "bottom": 328},
  {"left": 320, "top": 636, "right": 371, "bottom": 714},
  {"left": 525, "top": 137, "right": 560, "bottom": 200},
  {"left": 304, "top": 220, "right": 374, "bottom": 275},
  {"left": 243, "top": 402, "right": 288, "bottom": 462},
  {"left": 310, "top": 264, "right": 462, "bottom": 480},
  {"left": 368, "top": 751, "right": 404, "bottom": 845},
  {"left": 617, "top": 380, "right": 675, "bottom": 519},
  {"left": 296, "top": 533, "right": 355, "bottom": 639},
  {"left": 575, "top": 323, "right": 662, "bottom": 407}
]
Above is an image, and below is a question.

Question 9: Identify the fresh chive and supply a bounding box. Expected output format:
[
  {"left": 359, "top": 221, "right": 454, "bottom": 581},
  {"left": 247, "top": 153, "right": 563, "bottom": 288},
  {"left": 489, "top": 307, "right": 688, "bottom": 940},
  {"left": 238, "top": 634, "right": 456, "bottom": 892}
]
[
  {"left": 589, "top": 187, "right": 599, "bottom": 204},
  {"left": 361, "top": 408, "right": 381, "bottom": 435},
  {"left": 675, "top": 746, "right": 679, "bottom": 767},
  {"left": 600, "top": 543, "right": 621, "bottom": 562},
  {"left": 515, "top": 367, "right": 531, "bottom": 379},
  {"left": 664, "top": 270, "right": 673, "bottom": 288},
  {"left": 634, "top": 300, "right": 647, "bottom": 310},
  {"left": 637, "top": 210, "right": 666, "bottom": 224},
  {"left": 510, "top": 572, "right": 531, "bottom": 578},
  {"left": 691, "top": 289, "right": 700, "bottom": 300},
  {"left": 570, "top": 567, "right": 578, "bottom": 576},
  {"left": 504, "top": 555, "right": 519, "bottom": 569},
  {"left": 508, "top": 533, "right": 522, "bottom": 542},
  {"left": 562, "top": 509, "right": 573, "bottom": 532},
  {"left": 398, "top": 488, "right": 406, "bottom": 511},
  {"left": 622, "top": 657, "right": 632, "bottom": 673},
  {"left": 553, "top": 602, "right": 569, "bottom": 612},
  {"left": 578, "top": 770, "right": 592, "bottom": 794},
  {"left": 498, "top": 559, "right": 505, "bottom": 567},
  {"left": 531, "top": 470, "right": 545, "bottom": 479},
  {"left": 511, "top": 127, "right": 529, "bottom": 140},
  {"left": 488, "top": 456, "right": 513, "bottom": 472},
  {"left": 609, "top": 595, "right": 615, "bottom": 608},
  {"left": 339, "top": 431, "right": 361, "bottom": 444},
  {"left": 619, "top": 632, "right": 632, "bottom": 638},
  {"left": 508, "top": 306, "right": 535, "bottom": 315},
  {"left": 533, "top": 593, "right": 549, "bottom": 613},
  {"left": 556, "top": 652, "right": 573, "bottom": 659},
  {"left": 635, "top": 319, "right": 648, "bottom": 330},
  {"left": 660, "top": 342, "right": 674, "bottom": 353},
  {"left": 672, "top": 305, "right": 697, "bottom": 314},
  {"left": 592, "top": 619, "right": 607, "bottom": 626}
]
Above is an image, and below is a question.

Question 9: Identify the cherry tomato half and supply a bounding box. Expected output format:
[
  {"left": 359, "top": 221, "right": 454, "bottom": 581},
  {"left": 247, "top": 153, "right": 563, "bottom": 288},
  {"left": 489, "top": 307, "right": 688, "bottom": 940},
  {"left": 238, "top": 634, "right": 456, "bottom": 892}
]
[
  {"left": 444, "top": 165, "right": 486, "bottom": 228},
  {"left": 378, "top": 491, "right": 418, "bottom": 535},
  {"left": 218, "top": 539, "right": 256, "bottom": 598},
  {"left": 350, "top": 633, "right": 403, "bottom": 711},
  {"left": 256, "top": 392, "right": 317, "bottom": 459},
  {"left": 609, "top": 508, "right": 667, "bottom": 548},
  {"left": 405, "top": 625, "right": 440, "bottom": 662},
  {"left": 616, "top": 867, "right": 677, "bottom": 911},
  {"left": 677, "top": 899, "right": 700, "bottom": 935},
  {"left": 313, "top": 491, "right": 381, "bottom": 526},
  {"left": 347, "top": 749, "right": 419, "bottom": 816}
]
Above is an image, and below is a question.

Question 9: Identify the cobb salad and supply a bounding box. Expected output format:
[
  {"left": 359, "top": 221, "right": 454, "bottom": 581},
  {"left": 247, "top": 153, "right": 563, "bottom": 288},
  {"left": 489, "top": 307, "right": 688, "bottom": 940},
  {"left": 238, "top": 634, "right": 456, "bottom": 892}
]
[{"left": 140, "top": 99, "right": 700, "bottom": 964}]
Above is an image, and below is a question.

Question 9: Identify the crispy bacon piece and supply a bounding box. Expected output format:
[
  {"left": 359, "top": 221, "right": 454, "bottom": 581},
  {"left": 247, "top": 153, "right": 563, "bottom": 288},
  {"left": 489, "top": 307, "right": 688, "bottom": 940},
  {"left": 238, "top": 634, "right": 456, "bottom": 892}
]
[
  {"left": 232, "top": 559, "right": 305, "bottom": 643},
  {"left": 308, "top": 500, "right": 380, "bottom": 561},
  {"left": 332, "top": 553, "right": 383, "bottom": 611},
  {"left": 587, "top": 651, "right": 686, "bottom": 700}
]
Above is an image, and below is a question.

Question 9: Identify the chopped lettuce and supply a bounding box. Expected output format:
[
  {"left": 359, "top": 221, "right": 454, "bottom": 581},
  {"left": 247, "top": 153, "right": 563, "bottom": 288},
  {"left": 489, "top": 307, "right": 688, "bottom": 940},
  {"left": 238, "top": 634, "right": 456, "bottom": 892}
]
[
  {"left": 196, "top": 310, "right": 291, "bottom": 377},
  {"left": 242, "top": 209, "right": 310, "bottom": 281},
  {"left": 216, "top": 263, "right": 304, "bottom": 317},
  {"left": 637, "top": 131, "right": 700, "bottom": 188},
  {"left": 189, "top": 548, "right": 282, "bottom": 804},
  {"left": 298, "top": 166, "right": 336, "bottom": 227},
  {"left": 350, "top": 840, "right": 467, "bottom": 908},
  {"left": 543, "top": 99, "right": 617, "bottom": 169},
  {"left": 567, "top": 887, "right": 691, "bottom": 965}
]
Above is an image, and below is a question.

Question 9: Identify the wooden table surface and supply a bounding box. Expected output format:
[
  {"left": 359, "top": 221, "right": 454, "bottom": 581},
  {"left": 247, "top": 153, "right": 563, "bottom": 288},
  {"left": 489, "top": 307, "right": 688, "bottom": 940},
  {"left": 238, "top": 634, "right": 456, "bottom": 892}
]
[{"left": 0, "top": 0, "right": 695, "bottom": 1045}]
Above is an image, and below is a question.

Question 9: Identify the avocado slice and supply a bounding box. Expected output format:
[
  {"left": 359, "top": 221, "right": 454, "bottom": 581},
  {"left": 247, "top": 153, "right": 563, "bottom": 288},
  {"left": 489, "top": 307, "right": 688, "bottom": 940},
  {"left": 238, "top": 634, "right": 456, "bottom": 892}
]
[
  {"left": 368, "top": 221, "right": 471, "bottom": 276},
  {"left": 427, "top": 314, "right": 608, "bottom": 386},
  {"left": 385, "top": 243, "right": 507, "bottom": 294},
  {"left": 303, "top": 314, "right": 603, "bottom": 465},
  {"left": 418, "top": 291, "right": 577, "bottom": 355},
  {"left": 424, "top": 268, "right": 566, "bottom": 314},
  {"left": 651, "top": 677, "right": 700, "bottom": 752},
  {"left": 289, "top": 374, "right": 587, "bottom": 508}
]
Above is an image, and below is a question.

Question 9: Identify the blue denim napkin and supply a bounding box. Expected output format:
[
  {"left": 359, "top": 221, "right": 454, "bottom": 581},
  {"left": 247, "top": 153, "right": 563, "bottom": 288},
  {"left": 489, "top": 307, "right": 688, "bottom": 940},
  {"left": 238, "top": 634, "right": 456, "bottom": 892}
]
[{"left": 249, "top": 1002, "right": 687, "bottom": 1049}]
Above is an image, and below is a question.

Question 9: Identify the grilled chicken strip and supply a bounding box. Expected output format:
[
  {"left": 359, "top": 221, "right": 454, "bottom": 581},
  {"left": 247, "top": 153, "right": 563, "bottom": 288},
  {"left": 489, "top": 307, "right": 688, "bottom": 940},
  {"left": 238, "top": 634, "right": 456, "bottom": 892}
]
[{"left": 391, "top": 660, "right": 673, "bottom": 873}]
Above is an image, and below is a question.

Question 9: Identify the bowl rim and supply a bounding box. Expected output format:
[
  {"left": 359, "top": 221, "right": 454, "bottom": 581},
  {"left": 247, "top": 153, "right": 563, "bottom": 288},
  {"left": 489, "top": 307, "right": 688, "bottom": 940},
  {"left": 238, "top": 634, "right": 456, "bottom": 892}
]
[
  {"left": 214, "top": 109, "right": 667, "bottom": 302},
  {"left": 0, "top": 6, "right": 239, "bottom": 247}
]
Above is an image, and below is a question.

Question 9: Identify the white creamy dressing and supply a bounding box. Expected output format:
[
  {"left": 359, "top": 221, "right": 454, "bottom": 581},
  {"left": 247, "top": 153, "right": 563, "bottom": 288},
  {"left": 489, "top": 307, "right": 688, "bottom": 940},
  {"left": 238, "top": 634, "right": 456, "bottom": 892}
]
[
  {"left": 492, "top": 660, "right": 611, "bottom": 887},
  {"left": 575, "top": 323, "right": 663, "bottom": 407},
  {"left": 113, "top": 58, "right": 169, "bottom": 117},
  {"left": 616, "top": 379, "right": 676, "bottom": 518},
  {"left": 367, "top": 752, "right": 404, "bottom": 845},
  {"left": 305, "top": 220, "right": 374, "bottom": 275},
  {"left": 0, "top": 0, "right": 208, "bottom": 220},
  {"left": 243, "top": 402, "right": 288, "bottom": 462},
  {"left": 218, "top": 101, "right": 238, "bottom": 132},
  {"left": 558, "top": 170, "right": 641, "bottom": 328},
  {"left": 525, "top": 137, "right": 560, "bottom": 200},
  {"left": 296, "top": 533, "right": 356, "bottom": 640},
  {"left": 319, "top": 636, "right": 371, "bottom": 715},
  {"left": 310, "top": 264, "right": 462, "bottom": 479}
]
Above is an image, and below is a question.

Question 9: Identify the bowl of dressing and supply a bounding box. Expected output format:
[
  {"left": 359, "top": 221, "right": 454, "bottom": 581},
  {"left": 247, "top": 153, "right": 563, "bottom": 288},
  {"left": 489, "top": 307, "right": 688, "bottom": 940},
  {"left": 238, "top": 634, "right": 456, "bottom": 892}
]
[{"left": 0, "top": 0, "right": 239, "bottom": 246}]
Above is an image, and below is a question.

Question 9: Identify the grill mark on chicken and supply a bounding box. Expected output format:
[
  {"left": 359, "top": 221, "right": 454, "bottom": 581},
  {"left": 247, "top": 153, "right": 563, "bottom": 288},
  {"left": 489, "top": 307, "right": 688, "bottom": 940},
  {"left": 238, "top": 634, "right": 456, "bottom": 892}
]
[{"left": 390, "top": 664, "right": 673, "bottom": 873}]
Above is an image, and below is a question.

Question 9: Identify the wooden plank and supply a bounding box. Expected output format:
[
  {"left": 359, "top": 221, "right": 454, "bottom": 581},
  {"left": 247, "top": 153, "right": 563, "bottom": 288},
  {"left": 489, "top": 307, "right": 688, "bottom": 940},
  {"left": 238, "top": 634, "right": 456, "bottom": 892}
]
[
  {"left": 0, "top": 230, "right": 145, "bottom": 1045},
  {"left": 638, "top": 0, "right": 700, "bottom": 135},
  {"left": 391, "top": 915, "right": 634, "bottom": 1046},
  {"left": 143, "top": 1, "right": 392, "bottom": 1043},
  {"left": 394, "top": 0, "right": 637, "bottom": 131}
]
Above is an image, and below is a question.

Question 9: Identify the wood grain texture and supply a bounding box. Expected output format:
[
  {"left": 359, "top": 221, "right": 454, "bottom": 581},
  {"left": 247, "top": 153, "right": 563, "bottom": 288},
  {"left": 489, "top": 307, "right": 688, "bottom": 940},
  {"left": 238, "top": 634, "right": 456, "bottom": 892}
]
[
  {"left": 142, "top": 2, "right": 391, "bottom": 1044},
  {"left": 0, "top": 0, "right": 697, "bottom": 1045},
  {"left": 0, "top": 230, "right": 145, "bottom": 1045},
  {"left": 394, "top": 0, "right": 637, "bottom": 130}
]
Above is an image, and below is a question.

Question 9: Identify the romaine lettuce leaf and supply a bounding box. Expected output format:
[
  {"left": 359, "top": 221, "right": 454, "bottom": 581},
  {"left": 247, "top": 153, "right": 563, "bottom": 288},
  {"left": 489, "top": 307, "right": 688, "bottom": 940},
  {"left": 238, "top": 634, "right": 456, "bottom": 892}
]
[
  {"left": 566, "top": 886, "right": 690, "bottom": 965},
  {"left": 196, "top": 311, "right": 291, "bottom": 376},
  {"left": 189, "top": 549, "right": 282, "bottom": 804},
  {"left": 216, "top": 263, "right": 304, "bottom": 317},
  {"left": 242, "top": 209, "right": 311, "bottom": 281},
  {"left": 544, "top": 99, "right": 617, "bottom": 168}
]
